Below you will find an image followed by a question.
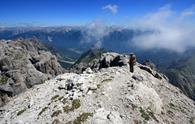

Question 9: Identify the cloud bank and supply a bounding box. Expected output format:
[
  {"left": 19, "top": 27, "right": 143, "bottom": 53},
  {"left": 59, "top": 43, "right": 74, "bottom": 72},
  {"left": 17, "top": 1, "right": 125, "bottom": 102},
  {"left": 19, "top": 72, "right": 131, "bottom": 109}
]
[
  {"left": 82, "top": 4, "right": 195, "bottom": 52},
  {"left": 81, "top": 20, "right": 111, "bottom": 48},
  {"left": 102, "top": 4, "right": 118, "bottom": 14},
  {"left": 131, "top": 4, "right": 195, "bottom": 53}
]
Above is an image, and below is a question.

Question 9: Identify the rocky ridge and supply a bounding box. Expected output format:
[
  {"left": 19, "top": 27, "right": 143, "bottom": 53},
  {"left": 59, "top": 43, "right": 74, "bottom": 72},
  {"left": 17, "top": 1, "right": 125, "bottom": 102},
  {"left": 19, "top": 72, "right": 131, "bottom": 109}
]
[
  {"left": 0, "top": 39, "right": 63, "bottom": 106},
  {"left": 70, "top": 49, "right": 128, "bottom": 74},
  {"left": 0, "top": 54, "right": 195, "bottom": 124}
]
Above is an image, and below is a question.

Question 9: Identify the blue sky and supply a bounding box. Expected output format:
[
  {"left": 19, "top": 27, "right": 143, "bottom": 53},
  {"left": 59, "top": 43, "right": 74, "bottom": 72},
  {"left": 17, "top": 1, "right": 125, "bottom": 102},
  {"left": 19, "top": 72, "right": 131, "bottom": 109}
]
[{"left": 0, "top": 0, "right": 194, "bottom": 26}]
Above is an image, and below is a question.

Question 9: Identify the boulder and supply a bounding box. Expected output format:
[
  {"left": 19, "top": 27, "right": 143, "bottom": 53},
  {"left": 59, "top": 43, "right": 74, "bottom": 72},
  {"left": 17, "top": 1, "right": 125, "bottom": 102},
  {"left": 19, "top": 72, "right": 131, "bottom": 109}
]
[
  {"left": 71, "top": 51, "right": 129, "bottom": 73},
  {"left": 99, "top": 53, "right": 128, "bottom": 69},
  {"left": 99, "top": 55, "right": 114, "bottom": 68},
  {"left": 110, "top": 55, "right": 127, "bottom": 67}
]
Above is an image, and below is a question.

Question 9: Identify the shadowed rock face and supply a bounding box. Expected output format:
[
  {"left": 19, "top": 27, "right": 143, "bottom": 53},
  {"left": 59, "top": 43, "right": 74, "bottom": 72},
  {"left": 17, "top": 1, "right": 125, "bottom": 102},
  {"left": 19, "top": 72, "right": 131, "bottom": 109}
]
[
  {"left": 163, "top": 55, "right": 195, "bottom": 101},
  {"left": 70, "top": 49, "right": 129, "bottom": 74},
  {"left": 0, "top": 39, "right": 63, "bottom": 106}
]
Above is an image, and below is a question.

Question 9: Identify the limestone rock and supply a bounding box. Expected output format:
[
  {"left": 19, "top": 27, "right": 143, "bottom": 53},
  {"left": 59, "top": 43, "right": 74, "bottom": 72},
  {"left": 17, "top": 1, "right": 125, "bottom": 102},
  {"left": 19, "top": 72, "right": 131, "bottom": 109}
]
[
  {"left": 91, "top": 108, "right": 123, "bottom": 124},
  {"left": 0, "top": 53, "right": 194, "bottom": 124},
  {"left": 0, "top": 39, "right": 64, "bottom": 106},
  {"left": 83, "top": 68, "right": 93, "bottom": 74},
  {"left": 71, "top": 51, "right": 129, "bottom": 73}
]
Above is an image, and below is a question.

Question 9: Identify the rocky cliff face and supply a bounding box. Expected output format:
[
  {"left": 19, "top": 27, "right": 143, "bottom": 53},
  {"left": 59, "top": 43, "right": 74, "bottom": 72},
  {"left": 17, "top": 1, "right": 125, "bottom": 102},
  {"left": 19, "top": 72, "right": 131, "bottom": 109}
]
[
  {"left": 165, "top": 55, "right": 195, "bottom": 101},
  {"left": 0, "top": 52, "right": 194, "bottom": 124},
  {"left": 0, "top": 39, "right": 63, "bottom": 106}
]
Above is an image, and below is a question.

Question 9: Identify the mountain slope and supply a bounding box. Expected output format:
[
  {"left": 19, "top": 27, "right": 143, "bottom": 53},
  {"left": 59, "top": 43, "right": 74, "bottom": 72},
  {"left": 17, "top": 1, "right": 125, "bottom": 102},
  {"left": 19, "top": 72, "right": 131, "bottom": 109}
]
[
  {"left": 70, "top": 48, "right": 107, "bottom": 73},
  {"left": 166, "top": 55, "right": 195, "bottom": 100},
  {"left": 71, "top": 49, "right": 195, "bottom": 101},
  {"left": 0, "top": 55, "right": 194, "bottom": 124},
  {"left": 0, "top": 39, "right": 63, "bottom": 106},
  {"left": 1, "top": 27, "right": 195, "bottom": 101}
]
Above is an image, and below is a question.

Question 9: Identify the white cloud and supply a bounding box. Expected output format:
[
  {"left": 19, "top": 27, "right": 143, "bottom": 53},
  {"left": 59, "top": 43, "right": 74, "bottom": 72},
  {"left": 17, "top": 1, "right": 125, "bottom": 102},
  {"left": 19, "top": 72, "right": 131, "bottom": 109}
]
[
  {"left": 102, "top": 4, "right": 118, "bottom": 14},
  {"left": 81, "top": 20, "right": 111, "bottom": 48},
  {"left": 131, "top": 4, "right": 195, "bottom": 53},
  {"left": 180, "top": 5, "right": 195, "bottom": 20}
]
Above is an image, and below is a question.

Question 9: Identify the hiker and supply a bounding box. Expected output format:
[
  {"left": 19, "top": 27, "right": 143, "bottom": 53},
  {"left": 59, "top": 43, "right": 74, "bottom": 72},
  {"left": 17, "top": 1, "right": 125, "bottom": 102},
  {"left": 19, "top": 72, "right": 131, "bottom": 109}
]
[{"left": 129, "top": 53, "right": 136, "bottom": 73}]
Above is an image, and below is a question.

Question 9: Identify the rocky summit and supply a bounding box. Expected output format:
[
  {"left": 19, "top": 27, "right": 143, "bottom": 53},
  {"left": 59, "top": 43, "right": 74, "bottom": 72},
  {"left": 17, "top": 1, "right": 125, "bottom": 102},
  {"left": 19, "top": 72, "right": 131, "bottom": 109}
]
[
  {"left": 0, "top": 39, "right": 63, "bottom": 106},
  {"left": 0, "top": 57, "right": 194, "bottom": 124}
]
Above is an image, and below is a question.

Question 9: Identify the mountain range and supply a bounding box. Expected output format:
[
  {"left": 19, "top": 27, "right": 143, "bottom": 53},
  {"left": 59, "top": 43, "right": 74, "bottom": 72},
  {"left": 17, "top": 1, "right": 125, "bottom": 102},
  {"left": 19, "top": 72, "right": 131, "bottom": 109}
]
[{"left": 0, "top": 27, "right": 195, "bottom": 101}]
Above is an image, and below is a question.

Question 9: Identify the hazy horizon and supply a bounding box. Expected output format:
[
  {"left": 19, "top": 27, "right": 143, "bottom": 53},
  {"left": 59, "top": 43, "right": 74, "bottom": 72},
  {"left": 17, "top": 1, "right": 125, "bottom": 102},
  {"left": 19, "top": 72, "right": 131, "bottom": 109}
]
[{"left": 1, "top": 0, "right": 195, "bottom": 52}]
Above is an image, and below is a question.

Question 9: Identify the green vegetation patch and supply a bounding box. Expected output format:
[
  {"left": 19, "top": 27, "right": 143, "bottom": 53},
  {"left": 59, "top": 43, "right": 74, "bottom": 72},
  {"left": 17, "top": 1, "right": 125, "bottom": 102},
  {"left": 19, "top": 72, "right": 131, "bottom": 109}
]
[
  {"left": 73, "top": 113, "right": 93, "bottom": 124},
  {"left": 0, "top": 75, "right": 8, "bottom": 85},
  {"left": 140, "top": 108, "right": 150, "bottom": 121},
  {"left": 17, "top": 108, "right": 26, "bottom": 116},
  {"left": 139, "top": 107, "right": 158, "bottom": 122},
  {"left": 38, "top": 107, "right": 49, "bottom": 116},
  {"left": 63, "top": 105, "right": 71, "bottom": 113},
  {"left": 147, "top": 109, "right": 158, "bottom": 122},
  {"left": 168, "top": 102, "right": 186, "bottom": 113},
  {"left": 51, "top": 95, "right": 60, "bottom": 101},
  {"left": 63, "top": 99, "right": 81, "bottom": 113},
  {"left": 75, "top": 49, "right": 106, "bottom": 64},
  {"left": 72, "top": 99, "right": 81, "bottom": 109},
  {"left": 51, "top": 110, "right": 62, "bottom": 117}
]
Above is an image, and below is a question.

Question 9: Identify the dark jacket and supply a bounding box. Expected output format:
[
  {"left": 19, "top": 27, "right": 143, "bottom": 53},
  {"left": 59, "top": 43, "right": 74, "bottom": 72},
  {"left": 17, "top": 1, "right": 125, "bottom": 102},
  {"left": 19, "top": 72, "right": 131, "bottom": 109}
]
[{"left": 129, "top": 55, "right": 136, "bottom": 65}]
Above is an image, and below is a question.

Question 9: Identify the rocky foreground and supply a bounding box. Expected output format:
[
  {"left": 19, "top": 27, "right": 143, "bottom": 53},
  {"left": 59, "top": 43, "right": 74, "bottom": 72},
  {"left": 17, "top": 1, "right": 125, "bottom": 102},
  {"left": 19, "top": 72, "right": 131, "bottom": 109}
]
[{"left": 0, "top": 62, "right": 195, "bottom": 124}]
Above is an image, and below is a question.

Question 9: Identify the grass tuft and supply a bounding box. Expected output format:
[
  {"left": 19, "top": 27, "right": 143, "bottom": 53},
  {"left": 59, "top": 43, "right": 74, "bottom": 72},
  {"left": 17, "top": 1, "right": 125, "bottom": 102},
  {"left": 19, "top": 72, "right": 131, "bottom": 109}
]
[
  {"left": 51, "top": 95, "right": 60, "bottom": 101},
  {"left": 72, "top": 99, "right": 81, "bottom": 109},
  {"left": 17, "top": 108, "right": 26, "bottom": 116},
  {"left": 63, "top": 99, "right": 81, "bottom": 113},
  {"left": 0, "top": 75, "right": 8, "bottom": 85},
  {"left": 38, "top": 107, "right": 49, "bottom": 116},
  {"left": 140, "top": 107, "right": 150, "bottom": 121},
  {"left": 139, "top": 107, "right": 158, "bottom": 122},
  {"left": 73, "top": 113, "right": 93, "bottom": 124}
]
